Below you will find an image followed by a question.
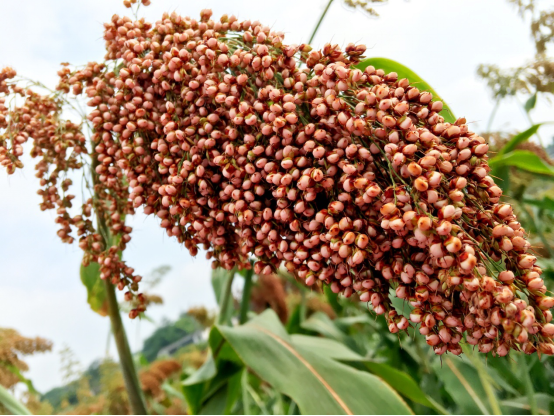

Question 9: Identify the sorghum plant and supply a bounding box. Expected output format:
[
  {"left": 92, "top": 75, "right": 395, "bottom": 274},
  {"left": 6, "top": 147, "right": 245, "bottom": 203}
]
[{"left": 1, "top": 2, "right": 553, "bottom": 360}]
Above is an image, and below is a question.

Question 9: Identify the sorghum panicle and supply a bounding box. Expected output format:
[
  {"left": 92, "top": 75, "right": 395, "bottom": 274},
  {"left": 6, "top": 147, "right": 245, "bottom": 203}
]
[{"left": 1, "top": 5, "right": 553, "bottom": 356}]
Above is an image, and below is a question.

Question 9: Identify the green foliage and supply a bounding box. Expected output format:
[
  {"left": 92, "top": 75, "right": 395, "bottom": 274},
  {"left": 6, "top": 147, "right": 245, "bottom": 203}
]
[
  {"left": 42, "top": 384, "right": 77, "bottom": 410},
  {"left": 354, "top": 57, "right": 456, "bottom": 123},
  {"left": 80, "top": 262, "right": 108, "bottom": 317},
  {"left": 42, "top": 359, "right": 104, "bottom": 410},
  {"left": 183, "top": 309, "right": 412, "bottom": 415},
  {"left": 290, "top": 293, "right": 554, "bottom": 415},
  {"left": 364, "top": 361, "right": 440, "bottom": 411},
  {"left": 525, "top": 92, "right": 537, "bottom": 112},
  {"left": 3, "top": 364, "right": 39, "bottom": 396},
  {"left": 142, "top": 313, "right": 200, "bottom": 362},
  {"left": 0, "top": 384, "right": 31, "bottom": 415},
  {"left": 523, "top": 196, "right": 554, "bottom": 211},
  {"left": 490, "top": 149, "right": 554, "bottom": 176},
  {"left": 290, "top": 333, "right": 439, "bottom": 411},
  {"left": 489, "top": 124, "right": 554, "bottom": 202},
  {"left": 212, "top": 268, "right": 236, "bottom": 326},
  {"left": 433, "top": 357, "right": 491, "bottom": 414},
  {"left": 495, "top": 124, "right": 547, "bottom": 156}
]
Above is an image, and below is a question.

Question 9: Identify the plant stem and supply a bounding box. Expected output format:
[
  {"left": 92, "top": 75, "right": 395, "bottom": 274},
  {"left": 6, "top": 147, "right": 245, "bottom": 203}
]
[
  {"left": 0, "top": 384, "right": 31, "bottom": 415},
  {"left": 461, "top": 344, "right": 502, "bottom": 415},
  {"left": 217, "top": 269, "right": 235, "bottom": 325},
  {"left": 426, "top": 397, "right": 449, "bottom": 416},
  {"left": 309, "top": 0, "right": 334, "bottom": 44},
  {"left": 300, "top": 291, "right": 307, "bottom": 323},
  {"left": 445, "top": 357, "right": 490, "bottom": 415},
  {"left": 520, "top": 354, "right": 538, "bottom": 415},
  {"left": 239, "top": 268, "right": 254, "bottom": 324},
  {"left": 241, "top": 369, "right": 251, "bottom": 415},
  {"left": 104, "top": 279, "right": 148, "bottom": 415},
  {"left": 91, "top": 156, "right": 147, "bottom": 415},
  {"left": 486, "top": 98, "right": 501, "bottom": 133},
  {"left": 412, "top": 333, "right": 431, "bottom": 374}
]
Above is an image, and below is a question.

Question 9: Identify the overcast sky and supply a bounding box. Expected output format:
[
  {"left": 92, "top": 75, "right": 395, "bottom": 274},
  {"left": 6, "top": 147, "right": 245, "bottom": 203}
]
[{"left": 1, "top": 0, "right": 552, "bottom": 393}]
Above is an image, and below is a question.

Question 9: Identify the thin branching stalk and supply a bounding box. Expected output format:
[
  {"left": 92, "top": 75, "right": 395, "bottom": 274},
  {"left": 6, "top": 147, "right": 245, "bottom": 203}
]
[
  {"left": 239, "top": 268, "right": 254, "bottom": 324},
  {"left": 241, "top": 369, "right": 252, "bottom": 415},
  {"left": 92, "top": 157, "right": 147, "bottom": 415},
  {"left": 104, "top": 280, "right": 148, "bottom": 414},
  {"left": 520, "top": 355, "right": 538, "bottom": 415},
  {"left": 462, "top": 344, "right": 502, "bottom": 415},
  {"left": 309, "top": 0, "right": 335, "bottom": 44},
  {"left": 445, "top": 357, "right": 490, "bottom": 414},
  {"left": 217, "top": 269, "right": 235, "bottom": 325},
  {"left": 486, "top": 98, "right": 501, "bottom": 132}
]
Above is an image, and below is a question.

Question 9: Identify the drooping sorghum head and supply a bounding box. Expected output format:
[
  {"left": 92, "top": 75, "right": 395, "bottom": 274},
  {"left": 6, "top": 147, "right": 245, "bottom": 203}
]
[{"left": 2, "top": 5, "right": 553, "bottom": 356}]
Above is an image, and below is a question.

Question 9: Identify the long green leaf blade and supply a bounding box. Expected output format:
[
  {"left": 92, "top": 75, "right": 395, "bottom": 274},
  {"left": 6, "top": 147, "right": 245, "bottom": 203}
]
[
  {"left": 497, "top": 123, "right": 547, "bottom": 157},
  {"left": 215, "top": 310, "right": 412, "bottom": 415},
  {"left": 290, "top": 334, "right": 364, "bottom": 361},
  {"left": 301, "top": 312, "right": 348, "bottom": 342},
  {"left": 501, "top": 393, "right": 552, "bottom": 415},
  {"left": 0, "top": 385, "right": 31, "bottom": 415},
  {"left": 365, "top": 361, "right": 444, "bottom": 412},
  {"left": 435, "top": 358, "right": 490, "bottom": 414},
  {"left": 489, "top": 150, "right": 554, "bottom": 176},
  {"left": 292, "top": 331, "right": 442, "bottom": 412}
]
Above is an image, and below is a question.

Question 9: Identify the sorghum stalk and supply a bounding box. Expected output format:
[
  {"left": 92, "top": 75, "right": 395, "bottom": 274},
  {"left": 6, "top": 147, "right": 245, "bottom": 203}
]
[
  {"left": 104, "top": 279, "right": 148, "bottom": 415},
  {"left": 217, "top": 269, "right": 235, "bottom": 325},
  {"left": 239, "top": 267, "right": 254, "bottom": 324},
  {"left": 93, "top": 157, "right": 148, "bottom": 415}
]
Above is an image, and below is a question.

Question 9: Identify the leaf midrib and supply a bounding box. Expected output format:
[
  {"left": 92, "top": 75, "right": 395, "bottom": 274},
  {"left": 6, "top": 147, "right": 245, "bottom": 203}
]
[{"left": 250, "top": 324, "right": 354, "bottom": 415}]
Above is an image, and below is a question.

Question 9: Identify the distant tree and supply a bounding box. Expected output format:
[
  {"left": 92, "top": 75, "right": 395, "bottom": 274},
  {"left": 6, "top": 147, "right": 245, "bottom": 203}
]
[
  {"left": 141, "top": 314, "right": 199, "bottom": 362},
  {"left": 478, "top": 0, "right": 554, "bottom": 134},
  {"left": 42, "top": 358, "right": 101, "bottom": 410}
]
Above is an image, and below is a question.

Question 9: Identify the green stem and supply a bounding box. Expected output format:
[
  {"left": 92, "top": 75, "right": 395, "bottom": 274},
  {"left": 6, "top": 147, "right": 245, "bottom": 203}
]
[
  {"left": 0, "top": 384, "right": 31, "bottom": 415},
  {"left": 461, "top": 344, "right": 502, "bottom": 415},
  {"left": 300, "top": 291, "right": 307, "bottom": 323},
  {"left": 239, "top": 268, "right": 254, "bottom": 324},
  {"left": 426, "top": 397, "right": 449, "bottom": 416},
  {"left": 486, "top": 98, "right": 501, "bottom": 133},
  {"left": 104, "top": 280, "right": 148, "bottom": 415},
  {"left": 217, "top": 270, "right": 235, "bottom": 325},
  {"left": 308, "top": 0, "right": 334, "bottom": 44},
  {"left": 91, "top": 156, "right": 147, "bottom": 415},
  {"left": 520, "top": 354, "right": 538, "bottom": 415},
  {"left": 412, "top": 333, "right": 431, "bottom": 374},
  {"left": 241, "top": 369, "right": 251, "bottom": 415}
]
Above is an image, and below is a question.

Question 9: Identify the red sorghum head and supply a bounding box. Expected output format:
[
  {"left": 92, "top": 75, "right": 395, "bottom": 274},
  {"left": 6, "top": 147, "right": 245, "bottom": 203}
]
[{"left": 1, "top": 6, "right": 553, "bottom": 356}]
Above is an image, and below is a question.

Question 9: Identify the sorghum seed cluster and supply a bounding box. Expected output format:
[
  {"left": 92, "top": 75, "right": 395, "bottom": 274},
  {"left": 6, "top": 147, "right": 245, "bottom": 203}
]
[{"left": 1, "top": 5, "right": 553, "bottom": 356}]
